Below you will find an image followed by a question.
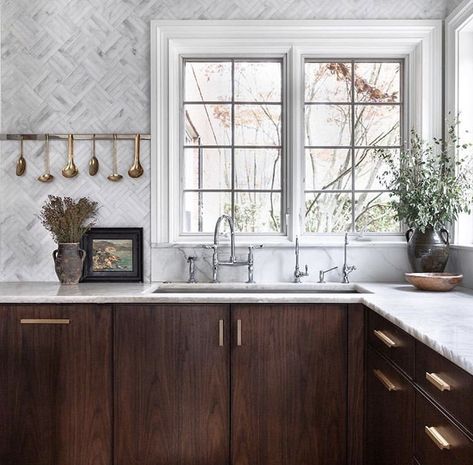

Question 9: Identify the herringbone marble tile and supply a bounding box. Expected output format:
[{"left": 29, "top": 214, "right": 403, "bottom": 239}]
[{"left": 0, "top": 0, "right": 453, "bottom": 281}]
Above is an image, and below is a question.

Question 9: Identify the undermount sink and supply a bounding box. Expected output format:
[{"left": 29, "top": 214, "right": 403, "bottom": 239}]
[{"left": 151, "top": 283, "right": 367, "bottom": 294}]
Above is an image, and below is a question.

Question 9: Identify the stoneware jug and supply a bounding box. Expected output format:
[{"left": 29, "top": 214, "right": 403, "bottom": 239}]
[
  {"left": 406, "top": 227, "right": 449, "bottom": 272},
  {"left": 53, "top": 243, "right": 86, "bottom": 284}
]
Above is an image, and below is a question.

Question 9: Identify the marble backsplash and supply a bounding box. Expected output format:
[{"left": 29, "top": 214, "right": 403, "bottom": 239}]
[{"left": 151, "top": 243, "right": 411, "bottom": 283}]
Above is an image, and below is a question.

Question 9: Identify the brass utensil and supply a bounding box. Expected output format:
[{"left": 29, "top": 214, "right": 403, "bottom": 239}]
[
  {"left": 62, "top": 134, "right": 78, "bottom": 178},
  {"left": 128, "top": 133, "right": 144, "bottom": 178},
  {"left": 108, "top": 134, "right": 123, "bottom": 182},
  {"left": 15, "top": 137, "right": 26, "bottom": 176},
  {"left": 88, "top": 134, "right": 99, "bottom": 176},
  {"left": 38, "top": 134, "right": 54, "bottom": 182}
]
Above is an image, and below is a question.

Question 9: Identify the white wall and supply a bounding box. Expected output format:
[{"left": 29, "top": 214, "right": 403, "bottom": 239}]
[{"left": 0, "top": 0, "right": 455, "bottom": 282}]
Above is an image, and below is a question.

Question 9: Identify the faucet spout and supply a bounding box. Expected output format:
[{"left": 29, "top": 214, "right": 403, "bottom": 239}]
[{"left": 214, "top": 214, "right": 236, "bottom": 262}]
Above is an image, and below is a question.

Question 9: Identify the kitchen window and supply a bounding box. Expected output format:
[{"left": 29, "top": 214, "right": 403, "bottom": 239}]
[
  {"left": 151, "top": 20, "right": 442, "bottom": 245},
  {"left": 181, "top": 59, "right": 284, "bottom": 234},
  {"left": 304, "top": 60, "right": 403, "bottom": 234}
]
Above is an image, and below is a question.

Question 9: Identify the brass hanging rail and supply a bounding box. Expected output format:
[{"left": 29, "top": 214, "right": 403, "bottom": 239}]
[{"left": 0, "top": 133, "right": 151, "bottom": 141}]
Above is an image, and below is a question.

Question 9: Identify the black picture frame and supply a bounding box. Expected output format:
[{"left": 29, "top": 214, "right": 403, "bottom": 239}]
[{"left": 80, "top": 227, "right": 143, "bottom": 282}]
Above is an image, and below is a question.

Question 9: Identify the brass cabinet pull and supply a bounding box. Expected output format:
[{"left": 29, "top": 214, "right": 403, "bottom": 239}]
[
  {"left": 219, "top": 320, "right": 224, "bottom": 347},
  {"left": 425, "top": 426, "right": 451, "bottom": 450},
  {"left": 373, "top": 329, "right": 397, "bottom": 348},
  {"left": 373, "top": 369, "right": 398, "bottom": 391},
  {"left": 237, "top": 319, "right": 242, "bottom": 346},
  {"left": 426, "top": 372, "right": 451, "bottom": 392},
  {"left": 21, "top": 319, "right": 70, "bottom": 325}
]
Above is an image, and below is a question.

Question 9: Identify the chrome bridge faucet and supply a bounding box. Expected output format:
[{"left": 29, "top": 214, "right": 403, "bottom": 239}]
[{"left": 204, "top": 214, "right": 263, "bottom": 283}]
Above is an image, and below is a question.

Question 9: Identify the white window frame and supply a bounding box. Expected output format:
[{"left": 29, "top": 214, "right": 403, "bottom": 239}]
[
  {"left": 446, "top": 1, "right": 473, "bottom": 247},
  {"left": 151, "top": 20, "right": 442, "bottom": 246}
]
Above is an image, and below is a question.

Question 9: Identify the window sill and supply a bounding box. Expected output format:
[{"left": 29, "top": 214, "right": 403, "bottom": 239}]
[
  {"left": 451, "top": 244, "right": 473, "bottom": 251},
  {"left": 152, "top": 240, "right": 407, "bottom": 249}
]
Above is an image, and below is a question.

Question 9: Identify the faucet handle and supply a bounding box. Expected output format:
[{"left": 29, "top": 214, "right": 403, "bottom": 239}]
[{"left": 202, "top": 244, "right": 217, "bottom": 250}]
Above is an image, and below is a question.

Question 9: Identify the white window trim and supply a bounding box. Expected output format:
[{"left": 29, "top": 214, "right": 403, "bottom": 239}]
[
  {"left": 151, "top": 20, "right": 442, "bottom": 247},
  {"left": 446, "top": 1, "right": 473, "bottom": 247}
]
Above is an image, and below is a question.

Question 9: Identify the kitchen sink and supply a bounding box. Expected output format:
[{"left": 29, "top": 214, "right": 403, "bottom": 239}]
[{"left": 151, "top": 283, "right": 367, "bottom": 294}]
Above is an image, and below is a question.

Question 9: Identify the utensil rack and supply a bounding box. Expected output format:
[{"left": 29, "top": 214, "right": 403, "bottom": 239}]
[{"left": 0, "top": 133, "right": 150, "bottom": 141}]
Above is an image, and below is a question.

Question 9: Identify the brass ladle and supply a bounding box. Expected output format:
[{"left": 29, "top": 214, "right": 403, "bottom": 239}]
[
  {"left": 128, "top": 133, "right": 144, "bottom": 178},
  {"left": 108, "top": 134, "right": 123, "bottom": 182},
  {"left": 15, "top": 137, "right": 26, "bottom": 176},
  {"left": 62, "top": 134, "right": 78, "bottom": 178},
  {"left": 38, "top": 134, "right": 54, "bottom": 182},
  {"left": 88, "top": 134, "right": 99, "bottom": 176}
]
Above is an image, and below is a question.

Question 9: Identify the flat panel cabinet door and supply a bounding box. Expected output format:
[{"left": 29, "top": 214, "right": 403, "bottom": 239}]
[
  {"left": 0, "top": 304, "right": 112, "bottom": 465},
  {"left": 366, "top": 348, "right": 414, "bottom": 465},
  {"left": 231, "top": 304, "right": 347, "bottom": 465},
  {"left": 114, "top": 304, "right": 230, "bottom": 465}
]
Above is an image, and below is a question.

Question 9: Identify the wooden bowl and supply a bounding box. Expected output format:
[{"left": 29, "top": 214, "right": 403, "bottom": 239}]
[{"left": 405, "top": 272, "right": 463, "bottom": 292}]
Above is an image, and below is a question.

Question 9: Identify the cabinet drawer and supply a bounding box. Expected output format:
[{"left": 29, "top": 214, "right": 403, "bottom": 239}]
[
  {"left": 366, "top": 347, "right": 414, "bottom": 465},
  {"left": 415, "top": 392, "right": 473, "bottom": 465},
  {"left": 416, "top": 342, "right": 473, "bottom": 433},
  {"left": 368, "top": 311, "right": 415, "bottom": 377}
]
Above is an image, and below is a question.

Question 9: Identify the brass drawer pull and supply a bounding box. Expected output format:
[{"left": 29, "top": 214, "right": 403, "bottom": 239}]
[
  {"left": 237, "top": 319, "right": 242, "bottom": 346},
  {"left": 425, "top": 426, "right": 451, "bottom": 450},
  {"left": 373, "top": 369, "right": 398, "bottom": 391},
  {"left": 426, "top": 372, "right": 451, "bottom": 392},
  {"left": 21, "top": 319, "right": 70, "bottom": 325},
  {"left": 373, "top": 329, "right": 397, "bottom": 348},
  {"left": 219, "top": 320, "right": 224, "bottom": 347}
]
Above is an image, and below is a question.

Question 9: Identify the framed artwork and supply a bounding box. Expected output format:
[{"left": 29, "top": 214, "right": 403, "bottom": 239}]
[{"left": 80, "top": 227, "right": 143, "bottom": 282}]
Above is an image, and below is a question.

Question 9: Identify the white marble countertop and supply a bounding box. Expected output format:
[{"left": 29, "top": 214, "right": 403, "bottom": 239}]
[{"left": 0, "top": 281, "right": 473, "bottom": 376}]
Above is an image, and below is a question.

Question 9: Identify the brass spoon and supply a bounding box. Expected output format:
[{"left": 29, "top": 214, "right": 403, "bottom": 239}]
[
  {"left": 62, "top": 134, "right": 78, "bottom": 178},
  {"left": 88, "top": 134, "right": 99, "bottom": 176},
  {"left": 38, "top": 134, "right": 54, "bottom": 183},
  {"left": 15, "top": 137, "right": 26, "bottom": 176},
  {"left": 108, "top": 134, "right": 123, "bottom": 182},
  {"left": 128, "top": 133, "right": 144, "bottom": 178}
]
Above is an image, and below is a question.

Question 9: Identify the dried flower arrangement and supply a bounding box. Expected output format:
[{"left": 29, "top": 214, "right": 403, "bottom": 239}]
[{"left": 39, "top": 195, "right": 99, "bottom": 244}]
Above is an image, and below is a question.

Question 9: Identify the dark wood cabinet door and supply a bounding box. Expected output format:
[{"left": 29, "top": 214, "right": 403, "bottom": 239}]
[
  {"left": 114, "top": 304, "right": 230, "bottom": 465},
  {"left": 0, "top": 304, "right": 112, "bottom": 465},
  {"left": 366, "top": 347, "right": 414, "bottom": 465},
  {"left": 231, "top": 304, "right": 347, "bottom": 465}
]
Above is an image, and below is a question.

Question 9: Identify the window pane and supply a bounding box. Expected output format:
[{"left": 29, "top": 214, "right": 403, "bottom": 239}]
[
  {"left": 235, "top": 192, "right": 281, "bottom": 233},
  {"left": 235, "top": 104, "right": 281, "bottom": 146},
  {"left": 234, "top": 149, "right": 281, "bottom": 190},
  {"left": 354, "top": 192, "right": 399, "bottom": 232},
  {"left": 185, "top": 61, "right": 232, "bottom": 101},
  {"left": 185, "top": 104, "right": 232, "bottom": 146},
  {"left": 305, "top": 104, "right": 351, "bottom": 146},
  {"left": 182, "top": 192, "right": 232, "bottom": 233},
  {"left": 235, "top": 61, "right": 281, "bottom": 102},
  {"left": 305, "top": 193, "right": 352, "bottom": 233},
  {"left": 355, "top": 148, "right": 399, "bottom": 190},
  {"left": 354, "top": 62, "right": 400, "bottom": 103},
  {"left": 305, "top": 62, "right": 352, "bottom": 102},
  {"left": 354, "top": 105, "right": 401, "bottom": 146},
  {"left": 183, "top": 148, "right": 232, "bottom": 189},
  {"left": 305, "top": 148, "right": 351, "bottom": 191}
]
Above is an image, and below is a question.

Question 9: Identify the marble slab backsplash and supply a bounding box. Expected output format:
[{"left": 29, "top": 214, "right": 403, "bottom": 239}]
[{"left": 151, "top": 243, "right": 410, "bottom": 283}]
